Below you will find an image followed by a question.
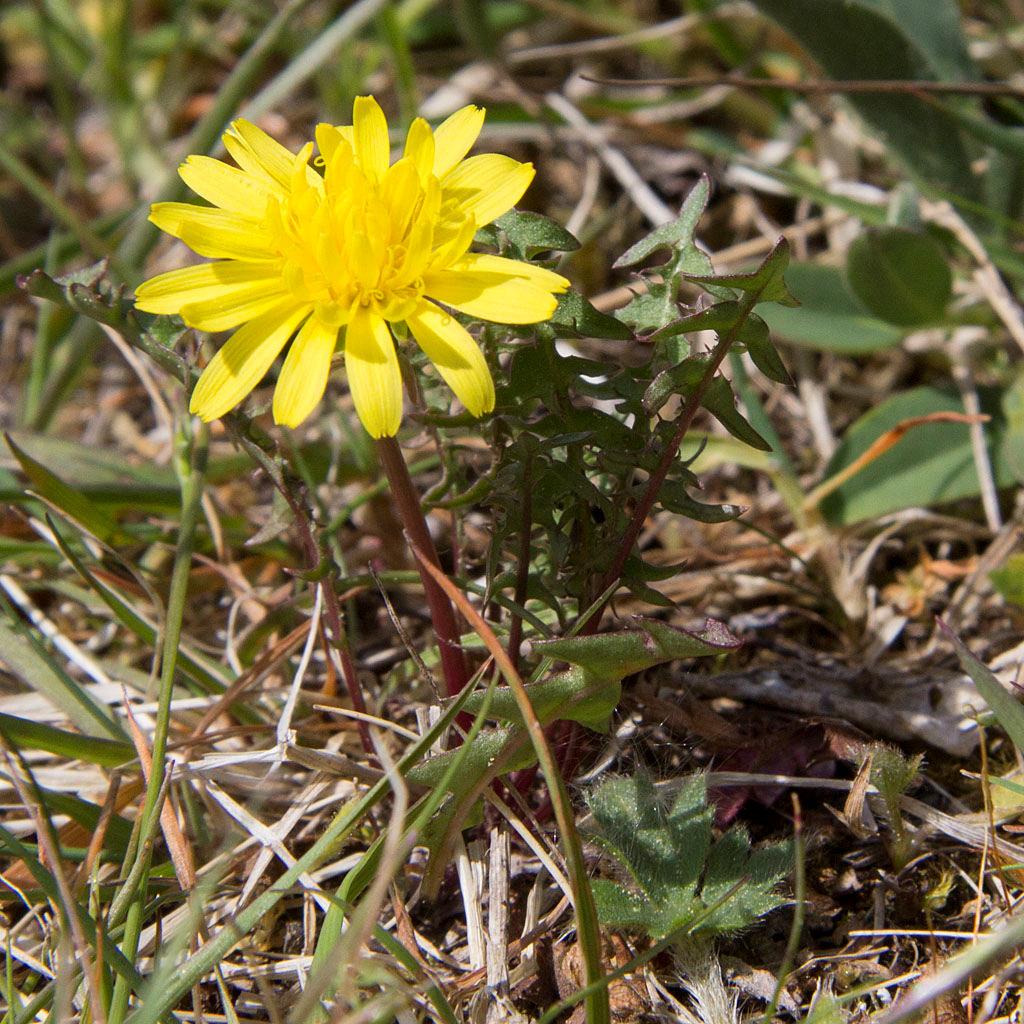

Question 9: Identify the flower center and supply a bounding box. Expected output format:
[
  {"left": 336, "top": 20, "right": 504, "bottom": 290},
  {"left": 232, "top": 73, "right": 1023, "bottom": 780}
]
[{"left": 264, "top": 138, "right": 472, "bottom": 325}]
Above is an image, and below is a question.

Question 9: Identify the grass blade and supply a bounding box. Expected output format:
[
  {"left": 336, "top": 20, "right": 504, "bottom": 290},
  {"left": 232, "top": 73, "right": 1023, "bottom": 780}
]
[
  {"left": 0, "top": 712, "right": 133, "bottom": 768},
  {"left": 0, "top": 610, "right": 122, "bottom": 740}
]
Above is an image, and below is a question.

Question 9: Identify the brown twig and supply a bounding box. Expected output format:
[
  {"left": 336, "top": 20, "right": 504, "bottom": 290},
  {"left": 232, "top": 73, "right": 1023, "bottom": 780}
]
[{"left": 587, "top": 74, "right": 1024, "bottom": 97}]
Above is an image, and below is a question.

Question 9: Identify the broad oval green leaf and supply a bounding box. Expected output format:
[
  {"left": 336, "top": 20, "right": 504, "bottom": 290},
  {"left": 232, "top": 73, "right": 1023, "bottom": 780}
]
[
  {"left": 759, "top": 262, "right": 904, "bottom": 353},
  {"left": 748, "top": 0, "right": 980, "bottom": 202},
  {"left": 820, "top": 386, "right": 1017, "bottom": 525},
  {"left": 846, "top": 227, "right": 952, "bottom": 327},
  {"left": 990, "top": 554, "right": 1024, "bottom": 609},
  {"left": 854, "top": 0, "right": 977, "bottom": 82}
]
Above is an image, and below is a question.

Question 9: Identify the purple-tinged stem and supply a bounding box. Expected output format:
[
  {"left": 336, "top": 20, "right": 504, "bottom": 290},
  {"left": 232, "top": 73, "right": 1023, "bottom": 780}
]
[{"left": 376, "top": 436, "right": 470, "bottom": 697}]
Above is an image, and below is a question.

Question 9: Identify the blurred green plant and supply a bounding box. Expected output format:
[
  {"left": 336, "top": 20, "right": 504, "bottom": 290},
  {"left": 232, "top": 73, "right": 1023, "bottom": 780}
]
[{"left": 990, "top": 553, "right": 1024, "bottom": 608}]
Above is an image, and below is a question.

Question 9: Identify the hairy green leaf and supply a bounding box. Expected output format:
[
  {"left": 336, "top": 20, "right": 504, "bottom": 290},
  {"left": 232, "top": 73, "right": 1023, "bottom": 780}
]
[
  {"left": 614, "top": 176, "right": 713, "bottom": 272},
  {"left": 493, "top": 209, "right": 580, "bottom": 255},
  {"left": 551, "top": 288, "right": 634, "bottom": 340},
  {"left": 586, "top": 773, "right": 790, "bottom": 941},
  {"left": 685, "top": 238, "right": 798, "bottom": 307}
]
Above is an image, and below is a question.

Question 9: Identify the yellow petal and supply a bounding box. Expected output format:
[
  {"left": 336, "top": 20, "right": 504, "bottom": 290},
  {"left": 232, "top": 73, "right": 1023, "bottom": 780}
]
[
  {"left": 178, "top": 155, "right": 278, "bottom": 214},
  {"left": 224, "top": 119, "right": 296, "bottom": 186},
  {"left": 290, "top": 142, "right": 317, "bottom": 191},
  {"left": 272, "top": 316, "right": 339, "bottom": 427},
  {"left": 189, "top": 302, "right": 311, "bottom": 422},
  {"left": 149, "top": 203, "right": 278, "bottom": 262},
  {"left": 181, "top": 287, "right": 295, "bottom": 333},
  {"left": 315, "top": 123, "right": 353, "bottom": 166},
  {"left": 352, "top": 96, "right": 390, "bottom": 182},
  {"left": 441, "top": 154, "right": 534, "bottom": 227},
  {"left": 380, "top": 158, "right": 422, "bottom": 241},
  {"left": 403, "top": 117, "right": 435, "bottom": 181},
  {"left": 432, "top": 105, "right": 485, "bottom": 178},
  {"left": 448, "top": 252, "right": 570, "bottom": 291},
  {"left": 424, "top": 215, "right": 475, "bottom": 274},
  {"left": 425, "top": 266, "right": 563, "bottom": 325},
  {"left": 135, "top": 262, "right": 285, "bottom": 318},
  {"left": 344, "top": 306, "right": 402, "bottom": 438},
  {"left": 406, "top": 302, "right": 494, "bottom": 417}
]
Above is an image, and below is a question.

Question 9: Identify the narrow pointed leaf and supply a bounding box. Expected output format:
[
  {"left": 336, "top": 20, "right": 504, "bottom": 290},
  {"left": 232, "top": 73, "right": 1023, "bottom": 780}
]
[
  {"left": 686, "top": 238, "right": 799, "bottom": 306},
  {"left": 0, "top": 617, "right": 123, "bottom": 739},
  {"left": 0, "top": 712, "right": 134, "bottom": 767},
  {"left": 614, "top": 176, "right": 712, "bottom": 271},
  {"left": 6, "top": 434, "right": 118, "bottom": 541},
  {"left": 702, "top": 376, "right": 772, "bottom": 451}
]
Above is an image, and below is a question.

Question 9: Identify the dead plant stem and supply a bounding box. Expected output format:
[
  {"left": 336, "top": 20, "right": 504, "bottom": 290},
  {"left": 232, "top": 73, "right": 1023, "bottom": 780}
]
[
  {"left": 592, "top": 74, "right": 1024, "bottom": 98},
  {"left": 231, "top": 422, "right": 373, "bottom": 753},
  {"left": 277, "top": 477, "right": 373, "bottom": 753}
]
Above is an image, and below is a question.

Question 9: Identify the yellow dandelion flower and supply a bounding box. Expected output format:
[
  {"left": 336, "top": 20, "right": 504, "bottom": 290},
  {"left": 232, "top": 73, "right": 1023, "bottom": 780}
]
[{"left": 135, "top": 98, "right": 570, "bottom": 436}]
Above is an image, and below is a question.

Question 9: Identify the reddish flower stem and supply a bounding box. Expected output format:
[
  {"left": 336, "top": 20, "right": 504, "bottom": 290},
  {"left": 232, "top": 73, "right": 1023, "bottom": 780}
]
[{"left": 376, "top": 436, "right": 470, "bottom": 697}]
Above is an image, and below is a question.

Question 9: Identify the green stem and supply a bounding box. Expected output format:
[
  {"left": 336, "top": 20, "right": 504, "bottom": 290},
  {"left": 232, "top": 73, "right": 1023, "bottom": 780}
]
[
  {"left": 375, "top": 437, "right": 469, "bottom": 697},
  {"left": 21, "top": 231, "right": 63, "bottom": 427},
  {"left": 107, "top": 419, "right": 207, "bottom": 1024}
]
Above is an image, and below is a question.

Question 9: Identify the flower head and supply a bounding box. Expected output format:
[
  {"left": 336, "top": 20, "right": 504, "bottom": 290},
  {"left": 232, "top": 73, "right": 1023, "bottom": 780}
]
[{"left": 135, "top": 97, "right": 569, "bottom": 435}]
